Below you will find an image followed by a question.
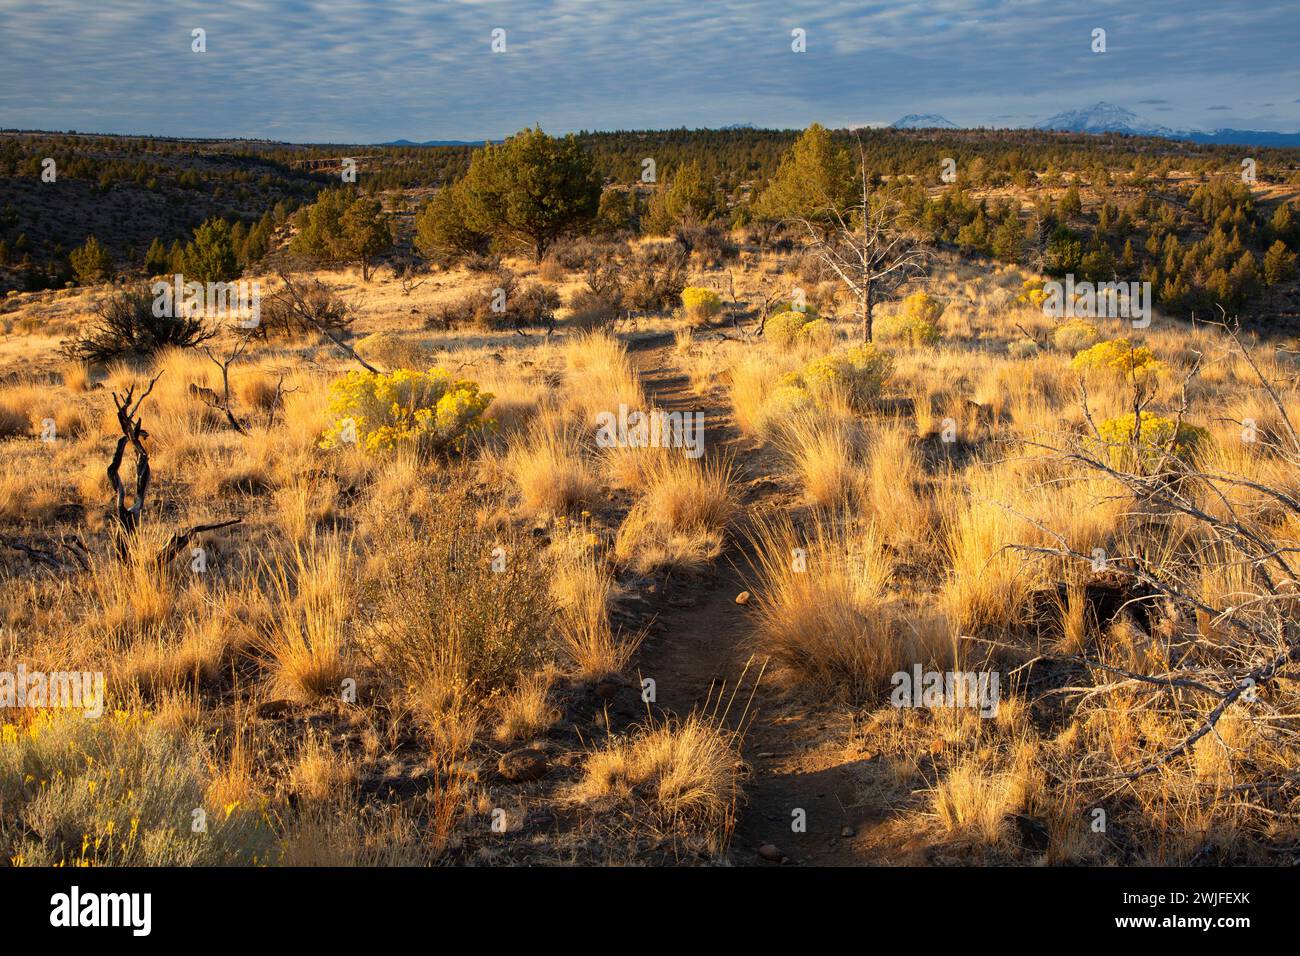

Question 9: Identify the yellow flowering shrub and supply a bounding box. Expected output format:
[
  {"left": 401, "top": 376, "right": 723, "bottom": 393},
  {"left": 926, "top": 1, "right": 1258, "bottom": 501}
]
[
  {"left": 1070, "top": 338, "right": 1165, "bottom": 379},
  {"left": 0, "top": 709, "right": 274, "bottom": 865},
  {"left": 1053, "top": 319, "right": 1099, "bottom": 353},
  {"left": 876, "top": 291, "right": 942, "bottom": 347},
  {"left": 764, "top": 375, "right": 815, "bottom": 419},
  {"left": 765, "top": 309, "right": 817, "bottom": 346},
  {"left": 791, "top": 344, "right": 893, "bottom": 411},
  {"left": 681, "top": 286, "right": 723, "bottom": 324},
  {"left": 319, "top": 367, "right": 493, "bottom": 455},
  {"left": 798, "top": 318, "right": 836, "bottom": 347},
  {"left": 1017, "top": 278, "right": 1049, "bottom": 308},
  {"left": 1095, "top": 411, "right": 1207, "bottom": 469}
]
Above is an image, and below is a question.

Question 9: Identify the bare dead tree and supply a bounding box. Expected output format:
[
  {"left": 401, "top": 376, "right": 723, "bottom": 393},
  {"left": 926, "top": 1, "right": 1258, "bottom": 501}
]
[
  {"left": 276, "top": 270, "right": 382, "bottom": 373},
  {"left": 0, "top": 534, "right": 89, "bottom": 572},
  {"left": 197, "top": 326, "right": 258, "bottom": 434},
  {"left": 791, "top": 156, "right": 929, "bottom": 342},
  {"left": 107, "top": 374, "right": 240, "bottom": 563}
]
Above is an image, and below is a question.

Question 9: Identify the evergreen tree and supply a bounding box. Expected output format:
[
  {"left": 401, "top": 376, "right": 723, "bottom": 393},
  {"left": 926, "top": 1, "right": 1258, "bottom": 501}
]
[
  {"left": 457, "top": 127, "right": 601, "bottom": 260},
  {"left": 180, "top": 218, "right": 239, "bottom": 283},
  {"left": 70, "top": 235, "right": 112, "bottom": 284},
  {"left": 752, "top": 123, "right": 854, "bottom": 226}
]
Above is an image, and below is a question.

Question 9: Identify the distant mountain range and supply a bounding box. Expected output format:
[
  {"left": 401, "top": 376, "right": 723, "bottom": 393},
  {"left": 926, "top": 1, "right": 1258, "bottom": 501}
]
[
  {"left": 891, "top": 114, "right": 957, "bottom": 129},
  {"left": 1035, "top": 101, "right": 1300, "bottom": 146},
  {"left": 381, "top": 138, "right": 497, "bottom": 147},
  {"left": 888, "top": 102, "right": 1300, "bottom": 147},
  {"left": 1035, "top": 102, "right": 1169, "bottom": 136},
  {"left": 382, "top": 104, "right": 1300, "bottom": 149}
]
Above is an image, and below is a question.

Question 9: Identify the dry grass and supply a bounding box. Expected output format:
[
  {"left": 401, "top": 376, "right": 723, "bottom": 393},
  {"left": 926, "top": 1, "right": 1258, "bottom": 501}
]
[
  {"left": 614, "top": 454, "right": 738, "bottom": 573},
  {"left": 549, "top": 529, "right": 640, "bottom": 677},
  {"left": 494, "top": 671, "right": 560, "bottom": 743},
  {"left": 257, "top": 536, "right": 352, "bottom": 702},
  {"left": 745, "top": 510, "right": 945, "bottom": 699},
  {"left": 504, "top": 418, "right": 598, "bottom": 515},
  {"left": 563, "top": 330, "right": 645, "bottom": 425},
  {"left": 932, "top": 753, "right": 1036, "bottom": 846},
  {"left": 773, "top": 410, "right": 863, "bottom": 508},
  {"left": 2, "top": 238, "right": 1297, "bottom": 868},
  {"left": 575, "top": 715, "right": 743, "bottom": 850},
  {"left": 290, "top": 733, "right": 359, "bottom": 804}
]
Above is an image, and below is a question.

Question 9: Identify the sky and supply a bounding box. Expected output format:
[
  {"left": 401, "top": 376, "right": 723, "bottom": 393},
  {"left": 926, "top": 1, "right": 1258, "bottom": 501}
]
[{"left": 1, "top": 0, "right": 1298, "bottom": 143}]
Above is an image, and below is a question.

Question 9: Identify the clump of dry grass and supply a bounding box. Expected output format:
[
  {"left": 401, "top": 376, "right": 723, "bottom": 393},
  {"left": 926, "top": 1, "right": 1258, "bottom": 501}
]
[
  {"left": 258, "top": 536, "right": 352, "bottom": 702},
  {"left": 728, "top": 353, "right": 795, "bottom": 437},
  {"left": 87, "top": 523, "right": 183, "bottom": 645},
  {"left": 494, "top": 671, "right": 560, "bottom": 743},
  {"left": 61, "top": 361, "right": 92, "bottom": 393},
  {"left": 859, "top": 422, "right": 932, "bottom": 549},
  {"left": 504, "top": 419, "right": 598, "bottom": 515},
  {"left": 236, "top": 371, "right": 282, "bottom": 414},
  {"left": 772, "top": 410, "right": 863, "bottom": 508},
  {"left": 575, "top": 714, "right": 743, "bottom": 850},
  {"left": 290, "top": 733, "right": 359, "bottom": 804},
  {"left": 563, "top": 330, "right": 645, "bottom": 424},
  {"left": 362, "top": 491, "right": 554, "bottom": 712},
  {"left": 614, "top": 454, "right": 738, "bottom": 573},
  {"left": 932, "top": 742, "right": 1042, "bottom": 847},
  {"left": 600, "top": 438, "right": 673, "bottom": 492},
  {"left": 745, "top": 510, "right": 943, "bottom": 699},
  {"left": 549, "top": 527, "right": 639, "bottom": 677},
  {"left": 122, "top": 611, "right": 231, "bottom": 694}
]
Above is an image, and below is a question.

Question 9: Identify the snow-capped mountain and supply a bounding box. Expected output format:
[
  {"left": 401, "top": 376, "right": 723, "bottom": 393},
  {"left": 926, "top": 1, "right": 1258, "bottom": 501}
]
[
  {"left": 1035, "top": 102, "right": 1173, "bottom": 136},
  {"left": 1032, "top": 101, "right": 1300, "bottom": 146},
  {"left": 891, "top": 114, "right": 957, "bottom": 129}
]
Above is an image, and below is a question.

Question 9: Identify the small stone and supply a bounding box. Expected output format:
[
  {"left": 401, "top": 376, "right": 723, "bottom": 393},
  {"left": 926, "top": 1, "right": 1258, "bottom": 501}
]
[
  {"left": 757, "top": 843, "right": 784, "bottom": 862},
  {"left": 257, "top": 699, "right": 294, "bottom": 719},
  {"left": 498, "top": 748, "right": 549, "bottom": 782},
  {"left": 735, "top": 591, "right": 751, "bottom": 605}
]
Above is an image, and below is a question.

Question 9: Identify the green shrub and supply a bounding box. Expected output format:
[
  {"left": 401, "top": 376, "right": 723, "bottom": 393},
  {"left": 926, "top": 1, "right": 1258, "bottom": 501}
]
[
  {"left": 70, "top": 235, "right": 112, "bottom": 284},
  {"left": 180, "top": 218, "right": 239, "bottom": 283}
]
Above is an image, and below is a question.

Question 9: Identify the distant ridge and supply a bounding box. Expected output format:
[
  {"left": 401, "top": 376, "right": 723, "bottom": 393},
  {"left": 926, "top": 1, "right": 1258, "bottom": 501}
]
[
  {"left": 891, "top": 114, "right": 957, "bottom": 129},
  {"left": 1035, "top": 101, "right": 1300, "bottom": 147},
  {"left": 1036, "top": 101, "right": 1172, "bottom": 136},
  {"left": 380, "top": 138, "right": 497, "bottom": 147}
]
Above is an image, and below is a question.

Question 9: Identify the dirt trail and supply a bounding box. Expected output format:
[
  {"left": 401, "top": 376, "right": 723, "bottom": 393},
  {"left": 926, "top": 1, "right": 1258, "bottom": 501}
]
[{"left": 625, "top": 335, "right": 876, "bottom": 866}]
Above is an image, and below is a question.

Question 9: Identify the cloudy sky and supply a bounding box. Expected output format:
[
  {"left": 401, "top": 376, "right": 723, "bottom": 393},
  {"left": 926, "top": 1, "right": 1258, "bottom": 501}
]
[{"left": 1, "top": 0, "right": 1297, "bottom": 142}]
